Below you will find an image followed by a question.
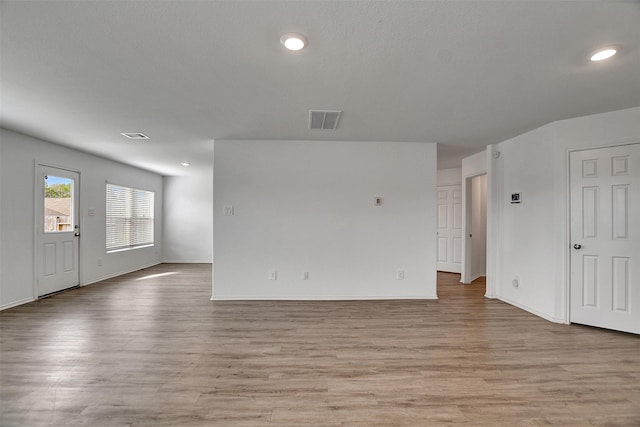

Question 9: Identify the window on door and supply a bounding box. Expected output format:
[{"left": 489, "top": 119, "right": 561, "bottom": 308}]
[
  {"left": 44, "top": 175, "right": 74, "bottom": 233},
  {"left": 106, "top": 183, "right": 155, "bottom": 252}
]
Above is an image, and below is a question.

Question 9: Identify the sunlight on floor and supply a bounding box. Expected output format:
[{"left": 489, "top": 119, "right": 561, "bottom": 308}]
[{"left": 135, "top": 271, "right": 178, "bottom": 281}]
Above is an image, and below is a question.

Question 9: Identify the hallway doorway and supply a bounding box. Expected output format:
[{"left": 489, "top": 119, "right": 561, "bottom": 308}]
[
  {"left": 437, "top": 271, "right": 486, "bottom": 299},
  {"left": 462, "top": 173, "right": 487, "bottom": 284}
]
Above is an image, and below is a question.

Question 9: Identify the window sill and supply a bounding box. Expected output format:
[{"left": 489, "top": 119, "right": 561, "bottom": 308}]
[{"left": 107, "top": 244, "right": 154, "bottom": 254}]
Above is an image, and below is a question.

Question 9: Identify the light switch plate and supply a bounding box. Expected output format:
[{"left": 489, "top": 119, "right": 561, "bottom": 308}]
[{"left": 224, "top": 206, "right": 234, "bottom": 216}]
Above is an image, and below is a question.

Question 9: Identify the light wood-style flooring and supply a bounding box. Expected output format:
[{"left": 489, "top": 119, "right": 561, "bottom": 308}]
[{"left": 1, "top": 264, "right": 639, "bottom": 426}]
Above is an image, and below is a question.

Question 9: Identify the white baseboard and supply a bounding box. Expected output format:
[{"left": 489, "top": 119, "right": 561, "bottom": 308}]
[
  {"left": 0, "top": 297, "right": 36, "bottom": 311},
  {"left": 497, "top": 295, "right": 564, "bottom": 324},
  {"left": 162, "top": 260, "right": 213, "bottom": 264},
  {"left": 81, "top": 262, "right": 162, "bottom": 286},
  {"left": 1, "top": 263, "right": 163, "bottom": 311},
  {"left": 211, "top": 295, "right": 439, "bottom": 301}
]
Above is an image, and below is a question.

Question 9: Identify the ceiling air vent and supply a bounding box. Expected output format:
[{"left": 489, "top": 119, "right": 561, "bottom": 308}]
[
  {"left": 309, "top": 110, "right": 342, "bottom": 130},
  {"left": 121, "top": 132, "right": 149, "bottom": 140}
]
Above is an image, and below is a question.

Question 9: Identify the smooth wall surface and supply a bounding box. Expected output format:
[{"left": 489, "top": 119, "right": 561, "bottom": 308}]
[
  {"left": 496, "top": 124, "right": 557, "bottom": 319},
  {"left": 163, "top": 173, "right": 213, "bottom": 263},
  {"left": 436, "top": 167, "right": 462, "bottom": 186},
  {"left": 213, "top": 140, "right": 437, "bottom": 299},
  {"left": 0, "top": 128, "right": 163, "bottom": 309},
  {"left": 461, "top": 151, "right": 486, "bottom": 178},
  {"left": 493, "top": 106, "right": 640, "bottom": 322}
]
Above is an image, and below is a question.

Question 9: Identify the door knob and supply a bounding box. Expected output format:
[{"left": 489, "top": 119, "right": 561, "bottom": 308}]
[
  {"left": 74, "top": 233, "right": 80, "bottom": 237},
  {"left": 573, "top": 244, "right": 581, "bottom": 250}
]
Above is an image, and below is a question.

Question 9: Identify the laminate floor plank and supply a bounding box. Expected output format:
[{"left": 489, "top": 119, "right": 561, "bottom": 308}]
[{"left": 1, "top": 265, "right": 639, "bottom": 426}]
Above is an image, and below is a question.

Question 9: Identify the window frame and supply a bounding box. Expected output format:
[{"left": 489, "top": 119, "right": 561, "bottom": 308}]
[{"left": 105, "top": 183, "right": 155, "bottom": 253}]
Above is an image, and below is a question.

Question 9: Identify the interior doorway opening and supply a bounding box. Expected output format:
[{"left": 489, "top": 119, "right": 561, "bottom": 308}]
[
  {"left": 436, "top": 184, "right": 463, "bottom": 274},
  {"left": 460, "top": 173, "right": 487, "bottom": 293},
  {"left": 437, "top": 271, "right": 486, "bottom": 299}
]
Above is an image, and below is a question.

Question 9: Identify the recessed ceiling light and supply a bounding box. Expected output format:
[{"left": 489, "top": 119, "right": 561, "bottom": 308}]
[
  {"left": 121, "top": 132, "right": 149, "bottom": 140},
  {"left": 180, "top": 162, "right": 190, "bottom": 167},
  {"left": 280, "top": 33, "right": 307, "bottom": 51},
  {"left": 590, "top": 48, "right": 617, "bottom": 62}
]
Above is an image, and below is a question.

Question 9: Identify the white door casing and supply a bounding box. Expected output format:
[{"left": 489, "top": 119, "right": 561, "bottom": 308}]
[
  {"left": 437, "top": 185, "right": 463, "bottom": 273},
  {"left": 570, "top": 143, "right": 640, "bottom": 334},
  {"left": 35, "top": 165, "right": 80, "bottom": 296}
]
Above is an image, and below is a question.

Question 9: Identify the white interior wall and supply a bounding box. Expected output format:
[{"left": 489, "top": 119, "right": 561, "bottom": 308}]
[
  {"left": 0, "top": 137, "right": 3, "bottom": 306},
  {"left": 485, "top": 145, "right": 501, "bottom": 298},
  {"left": 470, "top": 174, "right": 487, "bottom": 281},
  {"left": 436, "top": 167, "right": 462, "bottom": 186},
  {"left": 492, "top": 106, "right": 640, "bottom": 322},
  {"left": 163, "top": 172, "right": 213, "bottom": 263},
  {"left": 213, "top": 140, "right": 437, "bottom": 300},
  {"left": 0, "top": 128, "right": 163, "bottom": 310},
  {"left": 461, "top": 151, "right": 487, "bottom": 178},
  {"left": 495, "top": 124, "right": 557, "bottom": 319}
]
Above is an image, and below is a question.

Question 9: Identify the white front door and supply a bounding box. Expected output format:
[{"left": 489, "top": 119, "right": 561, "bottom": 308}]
[
  {"left": 36, "top": 165, "right": 80, "bottom": 296},
  {"left": 570, "top": 143, "right": 640, "bottom": 334},
  {"left": 437, "top": 185, "right": 463, "bottom": 273}
]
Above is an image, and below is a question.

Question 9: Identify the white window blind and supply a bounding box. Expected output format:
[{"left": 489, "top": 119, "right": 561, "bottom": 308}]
[{"left": 106, "top": 184, "right": 154, "bottom": 252}]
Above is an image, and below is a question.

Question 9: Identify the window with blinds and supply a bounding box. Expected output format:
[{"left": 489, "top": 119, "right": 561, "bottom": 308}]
[{"left": 106, "top": 183, "right": 154, "bottom": 252}]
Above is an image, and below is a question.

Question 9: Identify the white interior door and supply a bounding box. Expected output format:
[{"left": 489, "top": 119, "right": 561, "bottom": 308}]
[
  {"left": 570, "top": 143, "right": 640, "bottom": 334},
  {"left": 36, "top": 165, "right": 80, "bottom": 296},
  {"left": 437, "top": 185, "right": 463, "bottom": 273}
]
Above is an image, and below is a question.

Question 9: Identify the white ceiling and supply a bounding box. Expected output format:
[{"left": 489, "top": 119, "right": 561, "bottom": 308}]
[{"left": 1, "top": 1, "right": 639, "bottom": 175}]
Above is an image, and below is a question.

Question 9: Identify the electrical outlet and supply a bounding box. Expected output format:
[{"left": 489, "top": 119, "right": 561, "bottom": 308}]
[
  {"left": 512, "top": 276, "right": 520, "bottom": 288},
  {"left": 269, "top": 271, "right": 277, "bottom": 280},
  {"left": 97, "top": 258, "right": 103, "bottom": 267},
  {"left": 397, "top": 270, "right": 405, "bottom": 280}
]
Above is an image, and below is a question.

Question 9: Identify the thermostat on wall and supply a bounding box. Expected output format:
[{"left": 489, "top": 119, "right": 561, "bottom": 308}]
[{"left": 511, "top": 192, "right": 522, "bottom": 204}]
